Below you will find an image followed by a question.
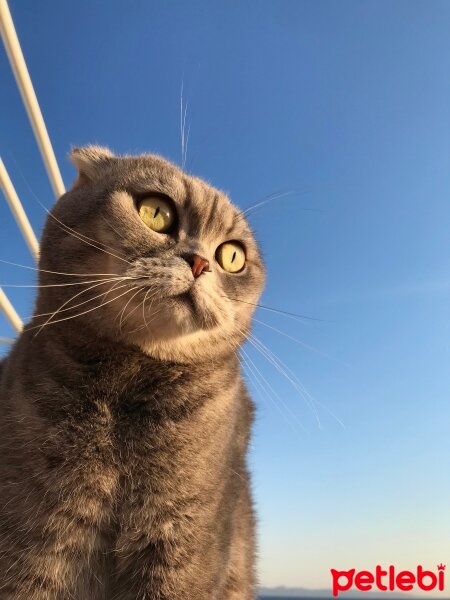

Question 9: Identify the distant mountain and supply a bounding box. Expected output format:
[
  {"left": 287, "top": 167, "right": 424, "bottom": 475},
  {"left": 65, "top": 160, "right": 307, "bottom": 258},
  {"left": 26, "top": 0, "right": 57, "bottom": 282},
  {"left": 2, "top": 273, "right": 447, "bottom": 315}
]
[
  {"left": 259, "top": 588, "right": 330, "bottom": 598},
  {"left": 258, "top": 587, "right": 423, "bottom": 598}
]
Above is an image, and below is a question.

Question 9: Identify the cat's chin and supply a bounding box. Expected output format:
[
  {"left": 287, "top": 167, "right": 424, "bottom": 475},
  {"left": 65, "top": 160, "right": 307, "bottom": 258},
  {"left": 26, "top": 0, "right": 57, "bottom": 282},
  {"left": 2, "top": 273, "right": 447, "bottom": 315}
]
[
  {"left": 177, "top": 288, "right": 220, "bottom": 329},
  {"left": 117, "top": 293, "right": 217, "bottom": 348},
  {"left": 120, "top": 288, "right": 241, "bottom": 361},
  {"left": 133, "top": 326, "right": 242, "bottom": 363}
]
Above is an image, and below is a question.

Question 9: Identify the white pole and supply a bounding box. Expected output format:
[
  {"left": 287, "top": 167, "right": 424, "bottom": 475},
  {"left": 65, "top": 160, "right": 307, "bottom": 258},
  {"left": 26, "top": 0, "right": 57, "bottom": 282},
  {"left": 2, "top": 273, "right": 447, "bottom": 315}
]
[
  {"left": 0, "top": 158, "right": 39, "bottom": 261},
  {"left": 0, "top": 287, "right": 23, "bottom": 332},
  {"left": 0, "top": 0, "right": 65, "bottom": 198}
]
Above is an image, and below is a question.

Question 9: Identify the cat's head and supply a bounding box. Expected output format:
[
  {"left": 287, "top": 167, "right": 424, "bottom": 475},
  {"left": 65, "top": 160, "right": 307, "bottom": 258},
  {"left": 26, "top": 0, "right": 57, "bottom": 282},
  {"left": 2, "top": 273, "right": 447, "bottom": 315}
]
[{"left": 36, "top": 146, "right": 265, "bottom": 362}]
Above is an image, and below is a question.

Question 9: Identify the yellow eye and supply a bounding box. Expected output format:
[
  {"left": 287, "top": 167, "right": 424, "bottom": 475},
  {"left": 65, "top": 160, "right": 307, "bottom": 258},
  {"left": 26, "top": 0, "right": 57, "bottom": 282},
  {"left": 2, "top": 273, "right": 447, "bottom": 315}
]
[
  {"left": 138, "top": 196, "right": 175, "bottom": 233},
  {"left": 216, "top": 242, "right": 246, "bottom": 273}
]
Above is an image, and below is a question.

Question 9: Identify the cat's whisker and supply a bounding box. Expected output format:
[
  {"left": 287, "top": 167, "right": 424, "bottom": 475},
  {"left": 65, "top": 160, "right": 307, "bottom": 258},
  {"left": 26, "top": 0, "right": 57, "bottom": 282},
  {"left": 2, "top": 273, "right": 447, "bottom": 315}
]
[
  {"left": 223, "top": 295, "right": 326, "bottom": 323},
  {"left": 250, "top": 333, "right": 345, "bottom": 429},
  {"left": 46, "top": 209, "right": 128, "bottom": 258},
  {"left": 240, "top": 346, "right": 307, "bottom": 434},
  {"left": 97, "top": 279, "right": 133, "bottom": 310},
  {"left": 99, "top": 279, "right": 134, "bottom": 308},
  {"left": 126, "top": 300, "right": 164, "bottom": 335},
  {"left": 180, "top": 80, "right": 185, "bottom": 168},
  {"left": 44, "top": 210, "right": 133, "bottom": 266},
  {"left": 141, "top": 288, "right": 153, "bottom": 330},
  {"left": 184, "top": 121, "right": 191, "bottom": 171},
  {"left": 32, "top": 278, "right": 131, "bottom": 320},
  {"left": 116, "top": 288, "right": 162, "bottom": 334},
  {"left": 29, "top": 284, "right": 137, "bottom": 336},
  {"left": 180, "top": 79, "right": 191, "bottom": 170},
  {"left": 212, "top": 303, "right": 318, "bottom": 428},
  {"left": 99, "top": 213, "right": 127, "bottom": 241},
  {"left": 241, "top": 190, "right": 294, "bottom": 216},
  {"left": 117, "top": 286, "right": 146, "bottom": 331},
  {"left": 125, "top": 321, "right": 149, "bottom": 337},
  {"left": 140, "top": 289, "right": 162, "bottom": 330},
  {"left": 240, "top": 362, "right": 297, "bottom": 434},
  {"left": 17, "top": 176, "right": 131, "bottom": 263},
  {"left": 236, "top": 187, "right": 322, "bottom": 222},
  {"left": 229, "top": 290, "right": 345, "bottom": 422},
  {"left": 0, "top": 258, "right": 124, "bottom": 278},
  {"left": 253, "top": 317, "right": 351, "bottom": 368},
  {"left": 29, "top": 278, "right": 139, "bottom": 329},
  {"left": 122, "top": 289, "right": 159, "bottom": 335},
  {"left": 247, "top": 332, "right": 321, "bottom": 426},
  {"left": 253, "top": 335, "right": 318, "bottom": 406},
  {"left": 146, "top": 296, "right": 165, "bottom": 328},
  {"left": 1, "top": 276, "right": 135, "bottom": 290}
]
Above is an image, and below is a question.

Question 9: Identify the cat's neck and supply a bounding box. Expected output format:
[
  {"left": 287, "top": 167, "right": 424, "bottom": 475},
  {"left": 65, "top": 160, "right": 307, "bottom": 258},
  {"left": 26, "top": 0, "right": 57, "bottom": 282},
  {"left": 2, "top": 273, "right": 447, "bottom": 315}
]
[{"left": 15, "top": 323, "right": 240, "bottom": 417}]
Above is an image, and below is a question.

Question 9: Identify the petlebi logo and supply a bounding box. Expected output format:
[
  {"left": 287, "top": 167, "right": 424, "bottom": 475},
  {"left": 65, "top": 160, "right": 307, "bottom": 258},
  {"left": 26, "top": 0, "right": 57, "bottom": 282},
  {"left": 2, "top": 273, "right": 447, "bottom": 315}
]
[{"left": 330, "top": 564, "right": 446, "bottom": 597}]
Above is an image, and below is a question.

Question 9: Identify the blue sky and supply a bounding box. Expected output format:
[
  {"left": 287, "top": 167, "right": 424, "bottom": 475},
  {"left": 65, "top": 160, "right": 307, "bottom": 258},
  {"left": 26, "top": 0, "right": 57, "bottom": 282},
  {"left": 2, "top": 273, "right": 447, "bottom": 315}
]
[{"left": 1, "top": 0, "right": 449, "bottom": 591}]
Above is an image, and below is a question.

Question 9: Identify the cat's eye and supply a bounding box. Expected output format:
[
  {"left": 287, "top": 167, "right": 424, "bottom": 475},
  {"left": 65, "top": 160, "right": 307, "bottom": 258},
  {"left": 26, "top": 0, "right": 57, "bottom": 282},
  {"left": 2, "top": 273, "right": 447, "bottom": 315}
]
[
  {"left": 138, "top": 195, "right": 175, "bottom": 233},
  {"left": 215, "top": 242, "right": 246, "bottom": 273}
]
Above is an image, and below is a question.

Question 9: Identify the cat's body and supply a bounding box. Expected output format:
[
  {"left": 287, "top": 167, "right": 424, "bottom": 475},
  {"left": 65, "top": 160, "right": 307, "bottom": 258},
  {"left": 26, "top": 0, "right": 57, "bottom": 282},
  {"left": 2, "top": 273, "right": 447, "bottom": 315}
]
[{"left": 0, "top": 148, "right": 264, "bottom": 599}]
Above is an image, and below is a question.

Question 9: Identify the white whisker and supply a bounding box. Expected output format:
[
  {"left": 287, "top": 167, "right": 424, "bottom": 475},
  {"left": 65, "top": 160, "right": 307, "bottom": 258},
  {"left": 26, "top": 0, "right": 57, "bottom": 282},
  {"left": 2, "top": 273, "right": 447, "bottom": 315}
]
[
  {"left": 0, "top": 258, "right": 123, "bottom": 278},
  {"left": 240, "top": 347, "right": 306, "bottom": 434},
  {"left": 242, "top": 190, "right": 294, "bottom": 216},
  {"left": 248, "top": 333, "right": 321, "bottom": 427},
  {"left": 32, "top": 278, "right": 130, "bottom": 320},
  {"left": 15, "top": 175, "right": 131, "bottom": 263},
  {"left": 117, "top": 286, "right": 145, "bottom": 331},
  {"left": 43, "top": 209, "right": 132, "bottom": 266},
  {"left": 250, "top": 334, "right": 345, "bottom": 429},
  {"left": 180, "top": 80, "right": 185, "bottom": 168},
  {"left": 253, "top": 317, "right": 351, "bottom": 368},
  {"left": 30, "top": 284, "right": 137, "bottom": 336},
  {"left": 1, "top": 276, "right": 133, "bottom": 289}
]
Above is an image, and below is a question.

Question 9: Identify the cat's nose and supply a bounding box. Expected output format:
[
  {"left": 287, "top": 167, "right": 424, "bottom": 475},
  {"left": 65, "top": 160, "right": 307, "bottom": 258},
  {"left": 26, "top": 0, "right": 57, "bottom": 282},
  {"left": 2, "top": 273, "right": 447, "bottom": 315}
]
[{"left": 188, "top": 254, "right": 210, "bottom": 277}]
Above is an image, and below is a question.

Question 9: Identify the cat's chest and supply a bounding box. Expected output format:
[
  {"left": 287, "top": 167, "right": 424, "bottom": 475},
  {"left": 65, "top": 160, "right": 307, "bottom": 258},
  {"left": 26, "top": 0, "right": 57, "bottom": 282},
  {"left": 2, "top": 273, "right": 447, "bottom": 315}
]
[
  {"left": 77, "top": 367, "right": 238, "bottom": 470},
  {"left": 64, "top": 373, "right": 239, "bottom": 532}
]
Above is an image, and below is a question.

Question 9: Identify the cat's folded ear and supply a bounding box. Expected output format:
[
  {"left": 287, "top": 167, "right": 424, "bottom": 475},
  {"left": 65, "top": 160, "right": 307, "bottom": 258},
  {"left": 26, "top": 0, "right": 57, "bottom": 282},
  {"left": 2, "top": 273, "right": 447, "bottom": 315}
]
[{"left": 69, "top": 145, "right": 116, "bottom": 188}]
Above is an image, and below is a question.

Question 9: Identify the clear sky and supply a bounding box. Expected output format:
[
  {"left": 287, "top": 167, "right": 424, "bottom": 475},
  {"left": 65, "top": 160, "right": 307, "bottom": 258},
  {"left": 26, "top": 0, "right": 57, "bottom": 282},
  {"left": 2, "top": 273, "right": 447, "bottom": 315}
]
[{"left": 1, "top": 0, "right": 449, "bottom": 591}]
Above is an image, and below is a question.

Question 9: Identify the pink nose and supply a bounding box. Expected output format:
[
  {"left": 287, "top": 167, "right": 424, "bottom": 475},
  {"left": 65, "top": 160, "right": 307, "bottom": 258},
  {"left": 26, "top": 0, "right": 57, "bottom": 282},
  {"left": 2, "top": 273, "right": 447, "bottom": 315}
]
[{"left": 190, "top": 254, "right": 210, "bottom": 278}]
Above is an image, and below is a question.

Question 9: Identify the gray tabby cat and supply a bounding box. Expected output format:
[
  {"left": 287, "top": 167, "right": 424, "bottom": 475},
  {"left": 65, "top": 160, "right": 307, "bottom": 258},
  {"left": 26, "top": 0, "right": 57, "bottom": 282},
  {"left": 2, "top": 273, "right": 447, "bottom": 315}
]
[{"left": 0, "top": 147, "right": 265, "bottom": 600}]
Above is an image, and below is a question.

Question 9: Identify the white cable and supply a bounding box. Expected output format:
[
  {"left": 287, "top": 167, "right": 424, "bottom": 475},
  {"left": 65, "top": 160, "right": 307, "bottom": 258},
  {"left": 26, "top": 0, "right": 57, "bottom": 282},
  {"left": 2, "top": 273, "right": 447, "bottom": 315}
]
[
  {"left": 0, "top": 0, "right": 65, "bottom": 198},
  {"left": 0, "top": 158, "right": 39, "bottom": 261},
  {"left": 0, "top": 336, "right": 14, "bottom": 345},
  {"left": 0, "top": 287, "right": 23, "bottom": 332}
]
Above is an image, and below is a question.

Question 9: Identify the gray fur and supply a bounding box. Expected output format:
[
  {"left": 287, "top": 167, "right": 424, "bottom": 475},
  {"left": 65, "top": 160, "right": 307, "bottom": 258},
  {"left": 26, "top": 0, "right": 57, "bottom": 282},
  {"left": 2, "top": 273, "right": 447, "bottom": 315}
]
[{"left": 0, "top": 147, "right": 265, "bottom": 599}]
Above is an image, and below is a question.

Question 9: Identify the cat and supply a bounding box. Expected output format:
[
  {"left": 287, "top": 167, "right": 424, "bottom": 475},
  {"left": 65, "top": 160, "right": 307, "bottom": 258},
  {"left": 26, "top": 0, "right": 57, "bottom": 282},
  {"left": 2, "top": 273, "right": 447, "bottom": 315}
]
[{"left": 0, "top": 146, "right": 265, "bottom": 600}]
